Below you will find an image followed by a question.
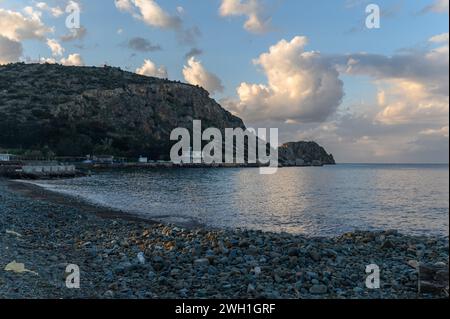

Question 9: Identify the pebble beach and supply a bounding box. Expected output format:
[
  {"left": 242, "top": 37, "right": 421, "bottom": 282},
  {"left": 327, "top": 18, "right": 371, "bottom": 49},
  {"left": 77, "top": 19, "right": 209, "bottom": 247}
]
[{"left": 0, "top": 179, "right": 448, "bottom": 299}]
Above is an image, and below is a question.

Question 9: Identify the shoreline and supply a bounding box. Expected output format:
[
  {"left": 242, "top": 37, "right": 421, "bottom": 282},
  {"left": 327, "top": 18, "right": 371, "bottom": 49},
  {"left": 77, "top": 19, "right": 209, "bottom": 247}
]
[
  {"left": 7, "top": 179, "right": 211, "bottom": 230},
  {"left": 7, "top": 179, "right": 167, "bottom": 226},
  {"left": 0, "top": 178, "right": 448, "bottom": 299}
]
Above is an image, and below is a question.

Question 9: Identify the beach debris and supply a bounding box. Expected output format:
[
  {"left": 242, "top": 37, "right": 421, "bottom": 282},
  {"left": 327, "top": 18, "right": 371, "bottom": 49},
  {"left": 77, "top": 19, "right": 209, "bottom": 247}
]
[
  {"left": 4, "top": 261, "right": 38, "bottom": 276},
  {"left": 407, "top": 260, "right": 419, "bottom": 269},
  {"left": 137, "top": 252, "right": 146, "bottom": 264},
  {"left": 254, "top": 266, "right": 262, "bottom": 276},
  {"left": 5, "top": 230, "right": 22, "bottom": 237},
  {"left": 419, "top": 262, "right": 449, "bottom": 294}
]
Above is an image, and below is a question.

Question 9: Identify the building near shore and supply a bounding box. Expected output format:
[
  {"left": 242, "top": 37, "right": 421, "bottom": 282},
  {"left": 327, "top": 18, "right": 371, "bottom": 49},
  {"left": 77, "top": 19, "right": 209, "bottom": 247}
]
[
  {"left": 138, "top": 156, "right": 148, "bottom": 163},
  {"left": 92, "top": 155, "right": 114, "bottom": 164},
  {"left": 0, "top": 154, "right": 13, "bottom": 161}
]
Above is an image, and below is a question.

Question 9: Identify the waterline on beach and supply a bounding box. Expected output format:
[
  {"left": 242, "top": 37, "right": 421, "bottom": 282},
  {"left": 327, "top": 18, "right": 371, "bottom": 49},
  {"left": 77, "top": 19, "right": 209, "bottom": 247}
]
[{"left": 15, "top": 164, "right": 449, "bottom": 237}]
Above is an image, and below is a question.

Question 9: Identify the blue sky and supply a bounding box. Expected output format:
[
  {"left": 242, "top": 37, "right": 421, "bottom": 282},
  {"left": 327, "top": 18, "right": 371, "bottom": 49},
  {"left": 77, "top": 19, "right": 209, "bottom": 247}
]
[{"left": 0, "top": 0, "right": 449, "bottom": 162}]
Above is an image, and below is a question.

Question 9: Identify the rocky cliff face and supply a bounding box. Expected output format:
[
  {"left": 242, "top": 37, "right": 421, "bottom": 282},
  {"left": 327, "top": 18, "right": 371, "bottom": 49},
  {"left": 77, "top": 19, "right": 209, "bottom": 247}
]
[
  {"left": 279, "top": 141, "right": 336, "bottom": 166},
  {"left": 0, "top": 63, "right": 336, "bottom": 164},
  {"left": 0, "top": 63, "right": 244, "bottom": 159}
]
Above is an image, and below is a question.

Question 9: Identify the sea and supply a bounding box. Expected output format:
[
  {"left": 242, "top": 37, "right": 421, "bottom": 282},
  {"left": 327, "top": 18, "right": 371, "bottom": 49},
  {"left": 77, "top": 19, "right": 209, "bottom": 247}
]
[{"left": 26, "top": 164, "right": 449, "bottom": 237}]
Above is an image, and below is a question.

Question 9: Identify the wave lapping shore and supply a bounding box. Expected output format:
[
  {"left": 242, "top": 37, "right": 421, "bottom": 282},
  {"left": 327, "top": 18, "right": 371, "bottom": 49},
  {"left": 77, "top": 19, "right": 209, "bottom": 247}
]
[{"left": 0, "top": 179, "right": 448, "bottom": 299}]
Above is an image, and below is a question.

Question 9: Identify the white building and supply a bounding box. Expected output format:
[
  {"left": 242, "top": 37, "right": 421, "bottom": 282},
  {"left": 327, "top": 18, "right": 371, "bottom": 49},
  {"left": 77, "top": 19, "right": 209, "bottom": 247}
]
[
  {"left": 138, "top": 156, "right": 148, "bottom": 163},
  {"left": 0, "top": 154, "right": 12, "bottom": 161}
]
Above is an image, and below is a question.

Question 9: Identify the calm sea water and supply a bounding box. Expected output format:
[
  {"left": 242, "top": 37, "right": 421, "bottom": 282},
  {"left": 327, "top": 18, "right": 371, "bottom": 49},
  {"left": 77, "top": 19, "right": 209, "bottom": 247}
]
[{"left": 28, "top": 164, "right": 449, "bottom": 237}]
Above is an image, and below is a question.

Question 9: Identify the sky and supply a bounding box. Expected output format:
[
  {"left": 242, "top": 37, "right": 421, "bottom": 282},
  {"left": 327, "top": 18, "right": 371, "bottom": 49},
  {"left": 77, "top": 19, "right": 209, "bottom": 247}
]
[{"left": 0, "top": 0, "right": 449, "bottom": 163}]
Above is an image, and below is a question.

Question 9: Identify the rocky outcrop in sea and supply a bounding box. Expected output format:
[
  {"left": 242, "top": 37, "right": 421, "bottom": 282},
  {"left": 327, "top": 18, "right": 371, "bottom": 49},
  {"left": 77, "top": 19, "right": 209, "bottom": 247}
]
[{"left": 279, "top": 141, "right": 336, "bottom": 166}]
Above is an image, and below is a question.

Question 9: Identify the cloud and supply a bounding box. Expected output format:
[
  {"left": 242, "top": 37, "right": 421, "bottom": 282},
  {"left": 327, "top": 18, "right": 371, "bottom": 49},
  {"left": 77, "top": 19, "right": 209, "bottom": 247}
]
[
  {"left": 219, "top": 0, "right": 272, "bottom": 33},
  {"left": 39, "top": 56, "right": 57, "bottom": 64},
  {"left": 60, "top": 53, "right": 84, "bottom": 66},
  {"left": 421, "top": 0, "right": 449, "bottom": 14},
  {"left": 35, "top": 2, "right": 64, "bottom": 17},
  {"left": 283, "top": 111, "right": 449, "bottom": 163},
  {"left": 176, "top": 6, "right": 185, "bottom": 15},
  {"left": 115, "top": 0, "right": 199, "bottom": 45},
  {"left": 115, "top": 0, "right": 134, "bottom": 12},
  {"left": 429, "top": 32, "right": 449, "bottom": 43},
  {"left": 184, "top": 47, "right": 203, "bottom": 59},
  {"left": 0, "top": 35, "right": 23, "bottom": 64},
  {"left": 374, "top": 79, "right": 449, "bottom": 125},
  {"left": 60, "top": 26, "right": 87, "bottom": 42},
  {"left": 47, "top": 38, "right": 65, "bottom": 56},
  {"left": 183, "top": 57, "right": 224, "bottom": 94},
  {"left": 115, "top": 0, "right": 181, "bottom": 29},
  {"left": 420, "top": 125, "right": 449, "bottom": 138},
  {"left": 0, "top": 8, "right": 53, "bottom": 42},
  {"left": 279, "top": 32, "right": 449, "bottom": 163},
  {"left": 3, "top": 2, "right": 58, "bottom": 61},
  {"left": 228, "top": 36, "right": 344, "bottom": 123},
  {"left": 124, "top": 37, "right": 161, "bottom": 52},
  {"left": 136, "top": 59, "right": 168, "bottom": 78},
  {"left": 340, "top": 33, "right": 449, "bottom": 125}
]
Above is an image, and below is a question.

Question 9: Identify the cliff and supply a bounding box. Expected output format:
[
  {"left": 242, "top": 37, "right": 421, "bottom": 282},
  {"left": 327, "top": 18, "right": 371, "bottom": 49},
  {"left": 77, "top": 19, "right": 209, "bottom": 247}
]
[
  {"left": 0, "top": 63, "right": 335, "bottom": 165},
  {"left": 0, "top": 63, "right": 244, "bottom": 159}
]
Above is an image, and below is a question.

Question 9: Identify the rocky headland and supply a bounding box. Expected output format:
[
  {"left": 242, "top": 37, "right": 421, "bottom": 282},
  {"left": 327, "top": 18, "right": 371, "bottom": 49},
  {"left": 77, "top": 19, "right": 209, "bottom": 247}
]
[
  {"left": 279, "top": 142, "right": 335, "bottom": 166},
  {"left": 0, "top": 63, "right": 334, "bottom": 166}
]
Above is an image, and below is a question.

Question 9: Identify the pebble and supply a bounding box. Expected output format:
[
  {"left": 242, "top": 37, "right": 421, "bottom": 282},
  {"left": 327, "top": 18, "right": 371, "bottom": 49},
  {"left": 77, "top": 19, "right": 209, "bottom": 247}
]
[{"left": 309, "top": 284, "right": 328, "bottom": 295}]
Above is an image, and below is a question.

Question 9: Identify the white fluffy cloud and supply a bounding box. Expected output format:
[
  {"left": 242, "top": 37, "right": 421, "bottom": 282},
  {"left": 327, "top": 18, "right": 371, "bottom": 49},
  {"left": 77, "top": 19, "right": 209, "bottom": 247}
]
[
  {"left": 183, "top": 57, "right": 224, "bottom": 94},
  {"left": 35, "top": 2, "right": 64, "bottom": 17},
  {"left": 115, "top": 0, "right": 181, "bottom": 29},
  {"left": 47, "top": 38, "right": 65, "bottom": 57},
  {"left": 115, "top": 0, "right": 134, "bottom": 12},
  {"left": 219, "top": 0, "right": 272, "bottom": 33},
  {"left": 284, "top": 32, "right": 449, "bottom": 163},
  {"left": 374, "top": 79, "right": 449, "bottom": 125},
  {"left": 229, "top": 36, "right": 344, "bottom": 123},
  {"left": 115, "top": 0, "right": 199, "bottom": 44},
  {"left": 0, "top": 7, "right": 53, "bottom": 64},
  {"left": 342, "top": 33, "right": 449, "bottom": 125},
  {"left": 0, "top": 8, "right": 53, "bottom": 42},
  {"left": 136, "top": 59, "right": 168, "bottom": 78},
  {"left": 60, "top": 53, "right": 84, "bottom": 66}
]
